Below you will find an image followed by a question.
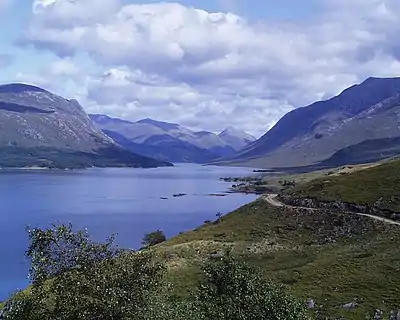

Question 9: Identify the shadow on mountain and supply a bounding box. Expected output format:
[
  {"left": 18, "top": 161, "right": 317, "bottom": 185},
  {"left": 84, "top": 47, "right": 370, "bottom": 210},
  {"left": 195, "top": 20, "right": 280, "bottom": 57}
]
[
  {"left": 0, "top": 102, "right": 55, "bottom": 114},
  {"left": 0, "top": 146, "right": 172, "bottom": 169}
]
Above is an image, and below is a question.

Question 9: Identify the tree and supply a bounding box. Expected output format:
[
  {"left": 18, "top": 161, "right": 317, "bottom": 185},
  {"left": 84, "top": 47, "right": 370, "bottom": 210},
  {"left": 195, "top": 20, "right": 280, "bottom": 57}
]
[
  {"left": 196, "top": 252, "right": 310, "bottom": 320},
  {"left": 2, "top": 224, "right": 164, "bottom": 320},
  {"left": 142, "top": 230, "right": 166, "bottom": 248}
]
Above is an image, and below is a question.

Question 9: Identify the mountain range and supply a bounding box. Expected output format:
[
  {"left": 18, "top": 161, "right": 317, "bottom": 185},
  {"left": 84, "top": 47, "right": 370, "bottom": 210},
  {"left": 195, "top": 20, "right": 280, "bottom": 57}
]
[
  {"left": 2, "top": 77, "right": 400, "bottom": 170},
  {"left": 89, "top": 115, "right": 256, "bottom": 163},
  {"left": 0, "top": 83, "right": 171, "bottom": 168},
  {"left": 219, "top": 77, "right": 400, "bottom": 169}
]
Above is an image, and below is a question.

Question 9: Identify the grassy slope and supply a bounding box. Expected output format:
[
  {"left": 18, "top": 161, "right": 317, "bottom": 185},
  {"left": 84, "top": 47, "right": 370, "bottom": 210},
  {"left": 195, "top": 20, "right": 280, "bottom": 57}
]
[
  {"left": 286, "top": 159, "right": 400, "bottom": 211},
  {"left": 157, "top": 199, "right": 400, "bottom": 319}
]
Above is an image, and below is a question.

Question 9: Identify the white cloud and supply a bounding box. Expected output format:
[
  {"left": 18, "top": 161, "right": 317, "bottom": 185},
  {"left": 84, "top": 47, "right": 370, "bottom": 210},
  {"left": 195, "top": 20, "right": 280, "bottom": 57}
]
[
  {"left": 49, "top": 58, "right": 79, "bottom": 76},
  {"left": 18, "top": 0, "right": 400, "bottom": 136}
]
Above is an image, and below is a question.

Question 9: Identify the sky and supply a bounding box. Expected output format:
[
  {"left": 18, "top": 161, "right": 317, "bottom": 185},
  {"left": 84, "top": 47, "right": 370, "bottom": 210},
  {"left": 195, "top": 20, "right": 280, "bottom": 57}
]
[{"left": 0, "top": 0, "right": 400, "bottom": 137}]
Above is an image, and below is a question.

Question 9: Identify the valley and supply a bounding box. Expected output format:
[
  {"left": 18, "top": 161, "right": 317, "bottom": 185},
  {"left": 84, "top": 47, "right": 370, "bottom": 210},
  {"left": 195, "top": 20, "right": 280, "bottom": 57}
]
[{"left": 1, "top": 78, "right": 400, "bottom": 319}]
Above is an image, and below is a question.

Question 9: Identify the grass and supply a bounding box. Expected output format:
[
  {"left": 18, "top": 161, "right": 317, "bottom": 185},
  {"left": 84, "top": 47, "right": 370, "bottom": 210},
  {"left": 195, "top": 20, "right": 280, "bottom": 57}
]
[
  {"left": 154, "top": 199, "right": 400, "bottom": 319},
  {"left": 286, "top": 158, "right": 400, "bottom": 211},
  {"left": 4, "top": 160, "right": 400, "bottom": 319}
]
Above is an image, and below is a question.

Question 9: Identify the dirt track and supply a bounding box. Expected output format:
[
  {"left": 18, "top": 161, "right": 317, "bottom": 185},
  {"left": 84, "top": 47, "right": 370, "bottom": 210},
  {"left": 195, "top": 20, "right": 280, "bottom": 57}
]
[{"left": 263, "top": 194, "right": 400, "bottom": 227}]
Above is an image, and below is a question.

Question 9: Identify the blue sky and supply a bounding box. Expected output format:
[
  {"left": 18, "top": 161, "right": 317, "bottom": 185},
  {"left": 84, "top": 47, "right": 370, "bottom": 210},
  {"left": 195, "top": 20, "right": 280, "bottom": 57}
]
[{"left": 0, "top": 0, "right": 399, "bottom": 136}]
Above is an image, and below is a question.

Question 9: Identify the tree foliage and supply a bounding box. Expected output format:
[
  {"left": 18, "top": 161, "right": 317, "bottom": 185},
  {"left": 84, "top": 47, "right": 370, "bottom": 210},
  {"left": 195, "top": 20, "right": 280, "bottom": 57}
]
[
  {"left": 141, "top": 230, "right": 166, "bottom": 248},
  {"left": 1, "top": 224, "right": 164, "bottom": 320},
  {"left": 1, "top": 225, "right": 309, "bottom": 320},
  {"left": 196, "top": 252, "right": 310, "bottom": 320}
]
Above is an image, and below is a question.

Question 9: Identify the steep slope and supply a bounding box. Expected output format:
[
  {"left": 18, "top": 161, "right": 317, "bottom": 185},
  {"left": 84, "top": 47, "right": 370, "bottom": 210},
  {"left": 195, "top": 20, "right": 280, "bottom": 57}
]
[
  {"left": 318, "top": 137, "right": 400, "bottom": 167},
  {"left": 90, "top": 115, "right": 255, "bottom": 163},
  {"left": 285, "top": 158, "right": 400, "bottom": 213},
  {"left": 228, "top": 77, "right": 400, "bottom": 168},
  {"left": 0, "top": 84, "right": 171, "bottom": 168}
]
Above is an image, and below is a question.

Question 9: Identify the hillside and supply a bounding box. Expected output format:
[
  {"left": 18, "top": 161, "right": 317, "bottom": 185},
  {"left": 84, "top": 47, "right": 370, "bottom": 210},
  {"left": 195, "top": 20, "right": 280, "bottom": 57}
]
[
  {"left": 218, "top": 127, "right": 256, "bottom": 151},
  {"left": 156, "top": 199, "right": 400, "bottom": 319},
  {"left": 90, "top": 114, "right": 255, "bottom": 163},
  {"left": 318, "top": 137, "right": 400, "bottom": 167},
  {"left": 284, "top": 158, "right": 400, "bottom": 215},
  {"left": 223, "top": 77, "right": 400, "bottom": 168},
  {"left": 0, "top": 83, "right": 171, "bottom": 168}
]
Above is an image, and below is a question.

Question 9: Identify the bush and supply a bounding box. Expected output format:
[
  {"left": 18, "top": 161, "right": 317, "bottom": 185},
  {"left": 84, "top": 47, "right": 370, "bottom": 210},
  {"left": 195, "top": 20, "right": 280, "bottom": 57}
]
[
  {"left": 2, "top": 226, "right": 309, "bottom": 320},
  {"left": 2, "top": 224, "right": 164, "bottom": 320},
  {"left": 195, "top": 252, "right": 310, "bottom": 320},
  {"left": 142, "top": 230, "right": 166, "bottom": 248}
]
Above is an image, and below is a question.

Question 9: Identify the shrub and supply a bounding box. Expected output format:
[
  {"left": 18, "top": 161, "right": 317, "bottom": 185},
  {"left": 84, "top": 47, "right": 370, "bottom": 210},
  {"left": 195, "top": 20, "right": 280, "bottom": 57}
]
[
  {"left": 142, "top": 230, "right": 167, "bottom": 248},
  {"left": 2, "top": 224, "right": 164, "bottom": 320},
  {"left": 195, "top": 252, "right": 310, "bottom": 320}
]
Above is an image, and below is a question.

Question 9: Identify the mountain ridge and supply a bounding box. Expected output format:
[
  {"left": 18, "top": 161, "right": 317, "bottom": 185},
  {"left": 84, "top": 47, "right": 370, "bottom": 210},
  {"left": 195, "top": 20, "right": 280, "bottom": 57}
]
[
  {"left": 222, "top": 77, "right": 400, "bottom": 168},
  {"left": 90, "top": 114, "right": 256, "bottom": 163},
  {"left": 0, "top": 83, "right": 171, "bottom": 168}
]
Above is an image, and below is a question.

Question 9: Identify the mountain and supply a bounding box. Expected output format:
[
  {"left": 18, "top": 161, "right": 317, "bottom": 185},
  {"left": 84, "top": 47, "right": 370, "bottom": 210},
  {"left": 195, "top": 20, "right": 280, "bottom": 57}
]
[
  {"left": 224, "top": 77, "right": 400, "bottom": 168},
  {"left": 317, "top": 137, "right": 400, "bottom": 168},
  {"left": 90, "top": 115, "right": 255, "bottom": 163},
  {"left": 0, "top": 83, "right": 171, "bottom": 168},
  {"left": 219, "top": 127, "right": 256, "bottom": 151}
]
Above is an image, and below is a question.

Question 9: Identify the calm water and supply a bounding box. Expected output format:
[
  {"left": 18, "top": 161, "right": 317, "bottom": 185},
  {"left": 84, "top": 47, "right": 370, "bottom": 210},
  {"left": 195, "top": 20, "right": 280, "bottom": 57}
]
[{"left": 0, "top": 164, "right": 258, "bottom": 300}]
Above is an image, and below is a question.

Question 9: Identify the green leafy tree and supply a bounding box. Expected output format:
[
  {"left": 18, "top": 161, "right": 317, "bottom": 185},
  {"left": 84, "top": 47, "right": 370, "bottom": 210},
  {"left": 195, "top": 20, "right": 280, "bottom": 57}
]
[
  {"left": 196, "top": 252, "right": 310, "bottom": 320},
  {"left": 2, "top": 224, "right": 164, "bottom": 320},
  {"left": 142, "top": 230, "right": 166, "bottom": 248}
]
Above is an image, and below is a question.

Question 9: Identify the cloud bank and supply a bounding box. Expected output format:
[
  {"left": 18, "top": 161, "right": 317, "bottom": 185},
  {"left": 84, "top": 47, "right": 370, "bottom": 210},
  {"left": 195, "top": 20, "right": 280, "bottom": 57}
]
[{"left": 17, "top": 0, "right": 400, "bottom": 136}]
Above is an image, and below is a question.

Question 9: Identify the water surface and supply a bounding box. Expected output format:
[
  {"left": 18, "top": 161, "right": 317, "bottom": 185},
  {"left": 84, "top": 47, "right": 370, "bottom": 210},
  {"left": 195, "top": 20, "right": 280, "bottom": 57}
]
[{"left": 0, "top": 164, "right": 258, "bottom": 300}]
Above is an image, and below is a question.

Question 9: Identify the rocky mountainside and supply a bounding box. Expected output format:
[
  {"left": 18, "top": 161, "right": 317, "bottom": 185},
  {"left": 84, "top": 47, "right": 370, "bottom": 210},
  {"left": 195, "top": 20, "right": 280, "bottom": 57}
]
[
  {"left": 219, "top": 127, "right": 256, "bottom": 151},
  {"left": 0, "top": 83, "right": 171, "bottom": 168},
  {"left": 225, "top": 77, "right": 400, "bottom": 168},
  {"left": 90, "top": 115, "right": 256, "bottom": 163}
]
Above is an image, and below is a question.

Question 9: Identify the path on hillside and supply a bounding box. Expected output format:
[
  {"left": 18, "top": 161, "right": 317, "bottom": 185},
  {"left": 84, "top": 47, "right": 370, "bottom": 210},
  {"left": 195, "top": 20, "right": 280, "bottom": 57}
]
[{"left": 263, "top": 194, "right": 400, "bottom": 227}]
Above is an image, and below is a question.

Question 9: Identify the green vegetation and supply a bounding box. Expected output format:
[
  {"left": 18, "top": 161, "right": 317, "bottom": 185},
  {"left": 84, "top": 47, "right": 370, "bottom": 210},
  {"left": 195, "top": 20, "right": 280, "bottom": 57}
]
[
  {"left": 287, "top": 158, "right": 400, "bottom": 211},
  {"left": 3, "top": 159, "right": 400, "bottom": 319},
  {"left": 195, "top": 252, "right": 309, "bottom": 320},
  {"left": 1, "top": 224, "right": 308, "bottom": 320},
  {"left": 142, "top": 230, "right": 167, "bottom": 247},
  {"left": 2, "top": 224, "right": 164, "bottom": 319},
  {"left": 157, "top": 200, "right": 400, "bottom": 319}
]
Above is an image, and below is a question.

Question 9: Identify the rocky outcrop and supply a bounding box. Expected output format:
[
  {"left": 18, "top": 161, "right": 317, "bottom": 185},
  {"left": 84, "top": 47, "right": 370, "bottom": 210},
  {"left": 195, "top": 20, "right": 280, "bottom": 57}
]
[{"left": 278, "top": 195, "right": 400, "bottom": 221}]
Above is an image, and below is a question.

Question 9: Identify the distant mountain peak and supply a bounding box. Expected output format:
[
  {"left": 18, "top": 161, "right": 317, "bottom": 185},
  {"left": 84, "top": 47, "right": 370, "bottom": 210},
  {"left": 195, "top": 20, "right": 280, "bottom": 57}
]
[
  {"left": 89, "top": 114, "right": 133, "bottom": 125},
  {"left": 137, "top": 118, "right": 155, "bottom": 124},
  {"left": 0, "top": 83, "right": 48, "bottom": 94},
  {"left": 219, "top": 127, "right": 256, "bottom": 141},
  {"left": 136, "top": 118, "right": 180, "bottom": 131},
  {"left": 220, "top": 126, "right": 237, "bottom": 134}
]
